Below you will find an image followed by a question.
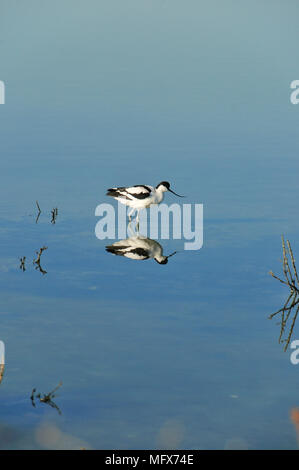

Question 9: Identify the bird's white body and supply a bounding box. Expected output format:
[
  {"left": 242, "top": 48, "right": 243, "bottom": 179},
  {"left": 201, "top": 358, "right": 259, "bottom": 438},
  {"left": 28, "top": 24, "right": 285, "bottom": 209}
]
[
  {"left": 106, "top": 181, "right": 183, "bottom": 222},
  {"left": 107, "top": 185, "right": 165, "bottom": 209}
]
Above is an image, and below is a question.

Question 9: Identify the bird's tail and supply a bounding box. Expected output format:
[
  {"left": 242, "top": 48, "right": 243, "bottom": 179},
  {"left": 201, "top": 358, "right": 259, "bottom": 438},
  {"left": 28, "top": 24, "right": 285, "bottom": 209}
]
[
  {"left": 106, "top": 188, "right": 119, "bottom": 197},
  {"left": 106, "top": 245, "right": 126, "bottom": 256}
]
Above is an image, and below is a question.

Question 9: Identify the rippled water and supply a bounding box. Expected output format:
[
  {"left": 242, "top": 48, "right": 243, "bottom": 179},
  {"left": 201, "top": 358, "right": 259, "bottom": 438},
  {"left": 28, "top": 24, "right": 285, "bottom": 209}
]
[{"left": 1, "top": 0, "right": 299, "bottom": 450}]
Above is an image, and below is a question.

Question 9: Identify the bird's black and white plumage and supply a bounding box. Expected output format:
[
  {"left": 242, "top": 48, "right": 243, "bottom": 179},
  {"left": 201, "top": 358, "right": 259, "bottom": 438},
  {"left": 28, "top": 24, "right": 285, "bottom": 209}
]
[
  {"left": 106, "top": 181, "right": 184, "bottom": 221},
  {"left": 106, "top": 235, "right": 176, "bottom": 264}
]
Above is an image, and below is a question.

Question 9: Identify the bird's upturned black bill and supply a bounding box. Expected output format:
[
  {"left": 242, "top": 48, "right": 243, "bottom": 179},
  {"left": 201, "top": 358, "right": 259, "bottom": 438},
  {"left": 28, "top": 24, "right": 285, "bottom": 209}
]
[
  {"left": 169, "top": 189, "right": 184, "bottom": 197},
  {"left": 167, "top": 251, "right": 177, "bottom": 259}
]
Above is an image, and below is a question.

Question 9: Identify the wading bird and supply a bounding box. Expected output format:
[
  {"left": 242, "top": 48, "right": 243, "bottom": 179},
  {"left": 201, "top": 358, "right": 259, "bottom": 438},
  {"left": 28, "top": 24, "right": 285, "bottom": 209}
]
[{"left": 106, "top": 181, "right": 184, "bottom": 225}]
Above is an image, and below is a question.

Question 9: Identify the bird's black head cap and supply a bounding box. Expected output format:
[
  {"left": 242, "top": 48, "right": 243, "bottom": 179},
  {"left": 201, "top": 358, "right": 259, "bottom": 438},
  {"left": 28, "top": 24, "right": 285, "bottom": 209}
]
[
  {"left": 155, "top": 258, "right": 168, "bottom": 265},
  {"left": 156, "top": 181, "right": 170, "bottom": 189}
]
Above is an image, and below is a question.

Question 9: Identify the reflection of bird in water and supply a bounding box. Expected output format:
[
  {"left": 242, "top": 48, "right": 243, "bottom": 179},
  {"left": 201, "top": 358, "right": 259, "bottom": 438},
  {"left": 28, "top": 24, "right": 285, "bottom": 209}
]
[
  {"left": 106, "top": 181, "right": 184, "bottom": 224},
  {"left": 106, "top": 235, "right": 177, "bottom": 265}
]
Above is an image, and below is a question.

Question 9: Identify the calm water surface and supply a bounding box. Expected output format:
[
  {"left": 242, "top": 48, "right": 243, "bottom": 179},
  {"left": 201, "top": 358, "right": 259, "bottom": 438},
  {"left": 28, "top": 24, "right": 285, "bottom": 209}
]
[{"left": 1, "top": 0, "right": 299, "bottom": 450}]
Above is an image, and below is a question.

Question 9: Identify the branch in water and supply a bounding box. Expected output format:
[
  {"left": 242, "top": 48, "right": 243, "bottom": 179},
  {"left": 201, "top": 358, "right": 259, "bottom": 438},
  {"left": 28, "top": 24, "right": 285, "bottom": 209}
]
[{"left": 269, "top": 236, "right": 299, "bottom": 351}]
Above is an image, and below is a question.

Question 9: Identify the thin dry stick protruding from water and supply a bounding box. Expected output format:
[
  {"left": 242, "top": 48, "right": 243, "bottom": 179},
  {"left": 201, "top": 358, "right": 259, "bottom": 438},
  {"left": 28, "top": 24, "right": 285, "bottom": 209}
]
[
  {"left": 33, "top": 246, "right": 48, "bottom": 275},
  {"left": 36, "top": 200, "right": 41, "bottom": 224},
  {"left": 51, "top": 207, "right": 58, "bottom": 224},
  {"left": 31, "top": 381, "right": 63, "bottom": 415},
  {"left": 19, "top": 256, "right": 26, "bottom": 272},
  {"left": 269, "top": 236, "right": 299, "bottom": 351}
]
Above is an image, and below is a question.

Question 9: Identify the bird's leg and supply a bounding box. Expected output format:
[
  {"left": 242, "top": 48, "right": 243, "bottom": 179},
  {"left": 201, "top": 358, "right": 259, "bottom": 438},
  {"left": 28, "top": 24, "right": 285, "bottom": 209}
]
[
  {"left": 127, "top": 222, "right": 135, "bottom": 238},
  {"left": 128, "top": 208, "right": 135, "bottom": 222},
  {"left": 136, "top": 211, "right": 140, "bottom": 232}
]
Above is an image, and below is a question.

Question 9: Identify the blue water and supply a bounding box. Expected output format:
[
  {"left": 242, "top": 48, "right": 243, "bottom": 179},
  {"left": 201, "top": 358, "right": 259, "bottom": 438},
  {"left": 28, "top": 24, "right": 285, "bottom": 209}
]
[{"left": 1, "top": 0, "right": 299, "bottom": 450}]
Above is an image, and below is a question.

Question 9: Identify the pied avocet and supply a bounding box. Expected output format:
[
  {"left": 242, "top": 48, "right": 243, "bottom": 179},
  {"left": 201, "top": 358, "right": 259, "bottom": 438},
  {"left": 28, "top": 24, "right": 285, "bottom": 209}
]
[{"left": 106, "top": 181, "right": 184, "bottom": 223}]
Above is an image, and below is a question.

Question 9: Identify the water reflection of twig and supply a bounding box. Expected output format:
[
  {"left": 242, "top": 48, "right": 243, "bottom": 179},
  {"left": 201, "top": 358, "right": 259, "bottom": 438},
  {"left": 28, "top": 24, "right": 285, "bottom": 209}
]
[
  {"left": 51, "top": 208, "right": 58, "bottom": 225},
  {"left": 31, "top": 382, "right": 63, "bottom": 415},
  {"left": 19, "top": 256, "right": 26, "bottom": 272},
  {"left": 33, "top": 246, "right": 48, "bottom": 275},
  {"left": 269, "top": 236, "right": 299, "bottom": 351},
  {"left": 36, "top": 201, "right": 41, "bottom": 224}
]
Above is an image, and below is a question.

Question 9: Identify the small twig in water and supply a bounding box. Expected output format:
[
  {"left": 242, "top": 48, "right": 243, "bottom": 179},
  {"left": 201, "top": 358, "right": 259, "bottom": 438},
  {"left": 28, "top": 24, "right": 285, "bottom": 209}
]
[
  {"left": 30, "top": 382, "right": 63, "bottom": 415},
  {"left": 33, "top": 246, "right": 48, "bottom": 275},
  {"left": 19, "top": 256, "right": 26, "bottom": 272},
  {"left": 35, "top": 201, "right": 41, "bottom": 224},
  {"left": 51, "top": 207, "right": 58, "bottom": 224}
]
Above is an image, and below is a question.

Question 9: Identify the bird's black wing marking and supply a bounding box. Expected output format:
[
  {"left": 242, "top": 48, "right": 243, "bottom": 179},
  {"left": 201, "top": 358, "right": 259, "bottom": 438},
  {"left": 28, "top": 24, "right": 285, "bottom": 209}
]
[
  {"left": 106, "top": 185, "right": 152, "bottom": 200},
  {"left": 106, "top": 245, "right": 149, "bottom": 260},
  {"left": 129, "top": 192, "right": 150, "bottom": 200},
  {"left": 133, "top": 185, "right": 152, "bottom": 191},
  {"left": 106, "top": 246, "right": 127, "bottom": 256},
  {"left": 126, "top": 185, "right": 152, "bottom": 199},
  {"left": 129, "top": 247, "right": 150, "bottom": 259},
  {"left": 106, "top": 188, "right": 130, "bottom": 199}
]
